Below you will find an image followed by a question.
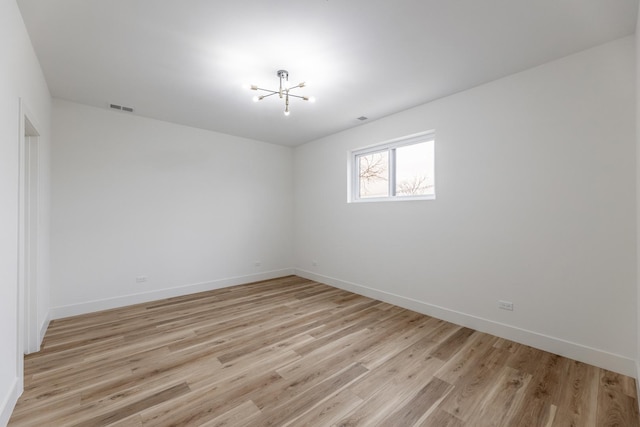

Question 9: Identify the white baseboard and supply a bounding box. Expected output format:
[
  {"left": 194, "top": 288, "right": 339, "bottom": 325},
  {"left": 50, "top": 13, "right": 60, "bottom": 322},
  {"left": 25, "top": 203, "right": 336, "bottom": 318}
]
[
  {"left": 39, "top": 311, "right": 51, "bottom": 346},
  {"left": 50, "top": 269, "right": 295, "bottom": 320},
  {"left": 0, "top": 377, "right": 20, "bottom": 427},
  {"left": 295, "top": 269, "right": 636, "bottom": 377},
  {"left": 636, "top": 362, "right": 640, "bottom": 413}
]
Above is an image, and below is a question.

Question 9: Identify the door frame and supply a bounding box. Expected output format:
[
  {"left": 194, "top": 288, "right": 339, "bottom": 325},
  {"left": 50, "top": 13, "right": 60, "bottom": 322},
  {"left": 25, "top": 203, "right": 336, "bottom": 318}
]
[{"left": 17, "top": 98, "right": 41, "bottom": 390}]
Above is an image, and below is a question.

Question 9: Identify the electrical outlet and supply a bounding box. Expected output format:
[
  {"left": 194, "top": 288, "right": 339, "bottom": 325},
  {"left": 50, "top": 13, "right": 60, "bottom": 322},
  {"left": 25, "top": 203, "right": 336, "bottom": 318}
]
[
  {"left": 498, "top": 300, "right": 513, "bottom": 311},
  {"left": 136, "top": 276, "right": 147, "bottom": 283},
  {"left": 254, "top": 261, "right": 261, "bottom": 267},
  {"left": 312, "top": 260, "right": 318, "bottom": 267}
]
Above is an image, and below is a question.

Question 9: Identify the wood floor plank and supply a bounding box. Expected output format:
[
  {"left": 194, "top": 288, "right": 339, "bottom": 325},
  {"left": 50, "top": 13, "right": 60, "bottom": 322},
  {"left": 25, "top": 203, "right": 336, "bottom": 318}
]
[
  {"left": 377, "top": 377, "right": 453, "bottom": 426},
  {"left": 419, "top": 408, "right": 466, "bottom": 427},
  {"left": 186, "top": 347, "right": 301, "bottom": 393},
  {"left": 8, "top": 276, "right": 640, "bottom": 427},
  {"left": 104, "top": 415, "right": 143, "bottom": 427},
  {"left": 355, "top": 312, "right": 445, "bottom": 370},
  {"left": 12, "top": 366, "right": 135, "bottom": 420},
  {"left": 505, "top": 343, "right": 549, "bottom": 376},
  {"left": 463, "top": 366, "right": 531, "bottom": 426},
  {"left": 254, "top": 346, "right": 370, "bottom": 411},
  {"left": 551, "top": 360, "right": 599, "bottom": 426},
  {"left": 281, "top": 388, "right": 363, "bottom": 427},
  {"left": 430, "top": 326, "right": 476, "bottom": 360},
  {"left": 622, "top": 374, "right": 639, "bottom": 398},
  {"left": 199, "top": 400, "right": 262, "bottom": 427},
  {"left": 215, "top": 309, "right": 331, "bottom": 364},
  {"left": 438, "top": 347, "right": 512, "bottom": 422},
  {"left": 275, "top": 328, "right": 373, "bottom": 381},
  {"left": 348, "top": 334, "right": 444, "bottom": 401},
  {"left": 433, "top": 331, "right": 499, "bottom": 385},
  {"left": 596, "top": 370, "right": 640, "bottom": 427},
  {"left": 140, "top": 371, "right": 283, "bottom": 426},
  {"left": 335, "top": 359, "right": 444, "bottom": 427},
  {"left": 292, "top": 306, "right": 385, "bottom": 356},
  {"left": 72, "top": 382, "right": 191, "bottom": 427},
  {"left": 244, "top": 363, "right": 369, "bottom": 427},
  {"left": 508, "top": 397, "right": 557, "bottom": 427},
  {"left": 9, "top": 392, "right": 82, "bottom": 426}
]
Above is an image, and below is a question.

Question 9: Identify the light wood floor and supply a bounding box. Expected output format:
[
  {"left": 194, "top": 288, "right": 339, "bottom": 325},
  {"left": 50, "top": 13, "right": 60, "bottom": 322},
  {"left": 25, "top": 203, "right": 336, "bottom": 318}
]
[{"left": 9, "top": 276, "right": 640, "bottom": 426}]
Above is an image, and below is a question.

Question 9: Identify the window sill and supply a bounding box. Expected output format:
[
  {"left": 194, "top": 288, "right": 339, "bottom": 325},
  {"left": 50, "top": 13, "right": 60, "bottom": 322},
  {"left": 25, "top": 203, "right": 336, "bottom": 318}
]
[{"left": 349, "top": 194, "right": 436, "bottom": 203}]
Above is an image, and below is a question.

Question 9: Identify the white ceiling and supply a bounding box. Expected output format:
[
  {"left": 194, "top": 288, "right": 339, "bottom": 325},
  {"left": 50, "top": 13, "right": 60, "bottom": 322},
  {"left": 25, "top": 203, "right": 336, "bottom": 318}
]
[{"left": 18, "top": 0, "right": 639, "bottom": 146}]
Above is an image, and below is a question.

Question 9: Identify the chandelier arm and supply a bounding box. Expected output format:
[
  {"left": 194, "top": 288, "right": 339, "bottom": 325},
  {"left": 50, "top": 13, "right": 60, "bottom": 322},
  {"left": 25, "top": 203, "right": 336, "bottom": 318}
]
[
  {"left": 258, "top": 91, "right": 279, "bottom": 99},
  {"left": 252, "top": 87, "right": 278, "bottom": 95},
  {"left": 287, "top": 93, "right": 310, "bottom": 100}
]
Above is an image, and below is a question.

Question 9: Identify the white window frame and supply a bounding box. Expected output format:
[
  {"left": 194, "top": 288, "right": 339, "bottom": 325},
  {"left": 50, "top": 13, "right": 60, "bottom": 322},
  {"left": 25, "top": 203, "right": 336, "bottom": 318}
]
[{"left": 348, "top": 131, "right": 435, "bottom": 203}]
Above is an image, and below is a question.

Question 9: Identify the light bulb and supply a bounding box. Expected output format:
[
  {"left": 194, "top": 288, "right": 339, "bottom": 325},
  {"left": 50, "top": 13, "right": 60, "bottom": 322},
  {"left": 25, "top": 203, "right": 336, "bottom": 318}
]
[
  {"left": 304, "top": 96, "right": 316, "bottom": 103},
  {"left": 252, "top": 95, "right": 260, "bottom": 102},
  {"left": 284, "top": 109, "right": 290, "bottom": 116}
]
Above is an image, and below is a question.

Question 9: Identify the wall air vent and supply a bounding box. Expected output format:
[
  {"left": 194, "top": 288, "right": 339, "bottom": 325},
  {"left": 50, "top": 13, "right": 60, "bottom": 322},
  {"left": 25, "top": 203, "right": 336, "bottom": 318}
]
[{"left": 109, "top": 103, "right": 135, "bottom": 113}]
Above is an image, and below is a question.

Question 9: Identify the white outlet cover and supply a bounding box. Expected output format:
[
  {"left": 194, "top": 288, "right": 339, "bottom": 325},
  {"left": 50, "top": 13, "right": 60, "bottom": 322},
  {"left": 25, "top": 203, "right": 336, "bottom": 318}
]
[{"left": 498, "top": 300, "right": 514, "bottom": 311}]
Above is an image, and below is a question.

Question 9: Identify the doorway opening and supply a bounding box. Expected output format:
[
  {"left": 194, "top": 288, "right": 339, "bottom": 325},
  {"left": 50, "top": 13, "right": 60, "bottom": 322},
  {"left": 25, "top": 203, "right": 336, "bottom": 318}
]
[{"left": 17, "top": 100, "right": 41, "bottom": 379}]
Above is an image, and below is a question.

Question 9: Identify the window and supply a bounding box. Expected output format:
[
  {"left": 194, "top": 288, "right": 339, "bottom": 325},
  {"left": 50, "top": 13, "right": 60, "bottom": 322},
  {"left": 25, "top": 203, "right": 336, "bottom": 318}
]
[{"left": 350, "top": 132, "right": 435, "bottom": 202}]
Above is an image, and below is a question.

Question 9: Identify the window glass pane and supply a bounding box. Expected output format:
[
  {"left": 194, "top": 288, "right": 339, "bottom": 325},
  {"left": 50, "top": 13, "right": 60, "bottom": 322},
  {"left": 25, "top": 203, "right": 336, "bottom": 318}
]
[
  {"left": 395, "top": 140, "right": 434, "bottom": 196},
  {"left": 358, "top": 150, "right": 389, "bottom": 198}
]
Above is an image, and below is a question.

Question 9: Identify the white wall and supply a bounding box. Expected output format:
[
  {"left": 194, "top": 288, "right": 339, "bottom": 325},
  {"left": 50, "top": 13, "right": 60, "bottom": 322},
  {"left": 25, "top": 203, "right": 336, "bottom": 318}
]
[
  {"left": 50, "top": 100, "right": 294, "bottom": 317},
  {"left": 636, "top": 7, "right": 640, "bottom": 394},
  {"left": 0, "top": 0, "right": 51, "bottom": 424},
  {"left": 294, "top": 36, "right": 636, "bottom": 375}
]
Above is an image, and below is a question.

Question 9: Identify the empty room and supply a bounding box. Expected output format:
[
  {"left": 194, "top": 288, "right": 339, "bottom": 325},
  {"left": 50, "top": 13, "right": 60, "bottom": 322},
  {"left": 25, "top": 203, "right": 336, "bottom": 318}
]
[{"left": 2, "top": 0, "right": 640, "bottom": 425}]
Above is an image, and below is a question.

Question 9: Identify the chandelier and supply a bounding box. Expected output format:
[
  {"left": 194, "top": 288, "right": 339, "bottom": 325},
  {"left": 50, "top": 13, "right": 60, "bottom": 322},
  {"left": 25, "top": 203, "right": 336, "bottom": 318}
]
[{"left": 249, "top": 70, "right": 315, "bottom": 116}]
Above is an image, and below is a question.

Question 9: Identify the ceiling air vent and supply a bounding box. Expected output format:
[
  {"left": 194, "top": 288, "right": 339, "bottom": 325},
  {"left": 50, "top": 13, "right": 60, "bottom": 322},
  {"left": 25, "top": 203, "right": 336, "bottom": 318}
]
[{"left": 109, "top": 103, "right": 135, "bottom": 113}]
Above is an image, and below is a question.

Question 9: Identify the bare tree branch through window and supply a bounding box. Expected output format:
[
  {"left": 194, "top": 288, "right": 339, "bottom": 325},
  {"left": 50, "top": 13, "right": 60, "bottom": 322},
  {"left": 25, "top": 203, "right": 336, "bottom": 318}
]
[{"left": 358, "top": 151, "right": 388, "bottom": 196}]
